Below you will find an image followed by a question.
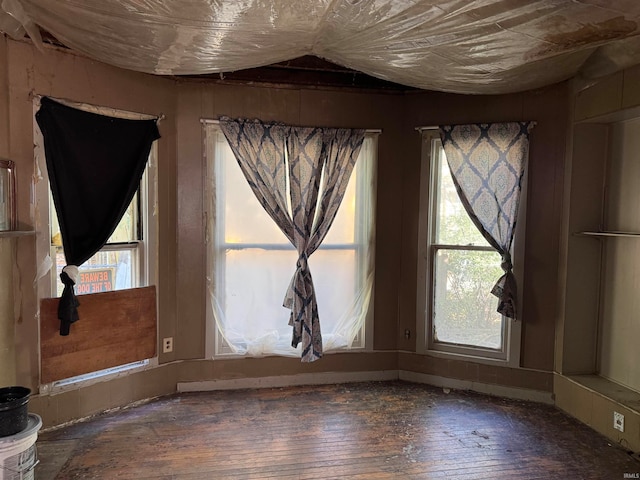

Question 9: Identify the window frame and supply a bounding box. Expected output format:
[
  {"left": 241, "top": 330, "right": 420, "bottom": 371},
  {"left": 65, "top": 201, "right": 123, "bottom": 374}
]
[
  {"left": 416, "top": 130, "right": 523, "bottom": 367},
  {"left": 48, "top": 177, "right": 148, "bottom": 296},
  {"left": 203, "top": 123, "right": 375, "bottom": 358},
  {"left": 33, "top": 98, "right": 159, "bottom": 387}
]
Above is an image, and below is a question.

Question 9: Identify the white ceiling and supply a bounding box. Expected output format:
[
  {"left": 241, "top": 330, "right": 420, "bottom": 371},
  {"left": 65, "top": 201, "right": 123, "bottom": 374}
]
[{"left": 1, "top": 0, "right": 640, "bottom": 94}]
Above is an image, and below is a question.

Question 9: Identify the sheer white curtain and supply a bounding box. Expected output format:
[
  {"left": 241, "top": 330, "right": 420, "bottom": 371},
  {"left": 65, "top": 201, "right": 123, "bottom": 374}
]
[{"left": 205, "top": 124, "right": 376, "bottom": 360}]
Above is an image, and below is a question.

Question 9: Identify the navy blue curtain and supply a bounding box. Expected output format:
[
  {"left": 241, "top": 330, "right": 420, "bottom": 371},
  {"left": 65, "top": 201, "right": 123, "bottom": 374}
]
[{"left": 36, "top": 97, "right": 160, "bottom": 335}]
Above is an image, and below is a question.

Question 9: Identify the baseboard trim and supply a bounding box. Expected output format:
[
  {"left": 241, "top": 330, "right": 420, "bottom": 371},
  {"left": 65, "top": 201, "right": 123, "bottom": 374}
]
[
  {"left": 177, "top": 370, "right": 399, "bottom": 392},
  {"left": 399, "top": 370, "right": 555, "bottom": 404},
  {"left": 178, "top": 369, "right": 554, "bottom": 404}
]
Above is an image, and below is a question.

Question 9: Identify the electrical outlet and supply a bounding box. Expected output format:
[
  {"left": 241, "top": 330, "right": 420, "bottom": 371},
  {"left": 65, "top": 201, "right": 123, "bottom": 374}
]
[
  {"left": 162, "top": 337, "right": 173, "bottom": 354},
  {"left": 613, "top": 411, "right": 624, "bottom": 432}
]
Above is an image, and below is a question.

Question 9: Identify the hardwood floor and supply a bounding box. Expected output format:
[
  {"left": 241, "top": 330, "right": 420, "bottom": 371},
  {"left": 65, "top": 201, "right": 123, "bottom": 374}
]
[{"left": 35, "top": 381, "right": 639, "bottom": 479}]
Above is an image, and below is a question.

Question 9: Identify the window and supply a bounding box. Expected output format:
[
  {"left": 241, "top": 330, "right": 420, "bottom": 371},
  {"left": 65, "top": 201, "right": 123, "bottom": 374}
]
[
  {"left": 50, "top": 187, "right": 144, "bottom": 296},
  {"left": 34, "top": 100, "right": 157, "bottom": 301},
  {"left": 418, "top": 131, "right": 522, "bottom": 363},
  {"left": 204, "top": 124, "right": 376, "bottom": 357},
  {"left": 33, "top": 99, "right": 159, "bottom": 388}
]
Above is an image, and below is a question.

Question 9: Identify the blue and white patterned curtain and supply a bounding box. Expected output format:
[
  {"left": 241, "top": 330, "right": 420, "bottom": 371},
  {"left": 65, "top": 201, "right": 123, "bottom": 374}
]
[
  {"left": 439, "top": 122, "right": 534, "bottom": 319},
  {"left": 220, "top": 118, "right": 365, "bottom": 362}
]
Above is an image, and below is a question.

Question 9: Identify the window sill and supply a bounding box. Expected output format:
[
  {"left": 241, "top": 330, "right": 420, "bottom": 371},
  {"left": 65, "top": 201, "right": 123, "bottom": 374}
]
[
  {"left": 576, "top": 231, "right": 640, "bottom": 238},
  {"left": 567, "top": 374, "right": 640, "bottom": 414},
  {"left": 420, "top": 348, "right": 519, "bottom": 368},
  {"left": 40, "top": 358, "right": 156, "bottom": 395},
  {"left": 211, "top": 345, "right": 369, "bottom": 361}
]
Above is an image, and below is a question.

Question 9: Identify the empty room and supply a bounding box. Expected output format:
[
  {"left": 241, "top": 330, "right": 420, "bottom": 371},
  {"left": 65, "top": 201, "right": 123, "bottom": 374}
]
[{"left": 1, "top": 1, "right": 640, "bottom": 479}]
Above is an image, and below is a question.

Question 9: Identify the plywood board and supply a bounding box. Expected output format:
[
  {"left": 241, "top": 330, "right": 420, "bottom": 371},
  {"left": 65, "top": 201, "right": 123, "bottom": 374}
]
[{"left": 40, "top": 286, "right": 157, "bottom": 384}]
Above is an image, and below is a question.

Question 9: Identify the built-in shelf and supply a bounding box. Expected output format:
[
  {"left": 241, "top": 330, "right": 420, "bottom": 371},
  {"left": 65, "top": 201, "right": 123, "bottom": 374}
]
[
  {"left": 568, "top": 374, "right": 640, "bottom": 414},
  {"left": 0, "top": 230, "right": 35, "bottom": 238},
  {"left": 576, "top": 231, "right": 640, "bottom": 238}
]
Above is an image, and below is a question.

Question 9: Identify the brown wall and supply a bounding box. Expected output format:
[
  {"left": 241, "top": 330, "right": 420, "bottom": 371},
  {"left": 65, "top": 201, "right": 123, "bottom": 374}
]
[
  {"left": 552, "top": 64, "right": 640, "bottom": 453},
  {"left": 0, "top": 38, "right": 178, "bottom": 390},
  {"left": 173, "top": 82, "right": 405, "bottom": 358},
  {"left": 0, "top": 37, "right": 573, "bottom": 425}
]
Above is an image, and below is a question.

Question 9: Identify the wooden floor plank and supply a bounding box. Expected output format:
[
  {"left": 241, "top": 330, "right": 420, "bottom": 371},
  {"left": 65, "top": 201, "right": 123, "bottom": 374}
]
[{"left": 35, "top": 381, "right": 639, "bottom": 479}]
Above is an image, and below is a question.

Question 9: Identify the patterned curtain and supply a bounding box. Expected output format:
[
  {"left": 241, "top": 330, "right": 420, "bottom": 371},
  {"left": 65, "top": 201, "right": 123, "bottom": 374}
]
[
  {"left": 220, "top": 118, "right": 365, "bottom": 362},
  {"left": 439, "top": 122, "right": 534, "bottom": 319}
]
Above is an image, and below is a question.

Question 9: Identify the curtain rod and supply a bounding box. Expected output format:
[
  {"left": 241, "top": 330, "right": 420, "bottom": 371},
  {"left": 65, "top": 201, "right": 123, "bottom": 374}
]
[
  {"left": 416, "top": 121, "right": 538, "bottom": 131},
  {"left": 200, "top": 118, "right": 381, "bottom": 134},
  {"left": 30, "top": 93, "right": 165, "bottom": 122}
]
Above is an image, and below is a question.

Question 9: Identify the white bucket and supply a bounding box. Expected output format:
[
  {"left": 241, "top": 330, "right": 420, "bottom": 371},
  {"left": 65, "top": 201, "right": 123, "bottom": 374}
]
[{"left": 0, "top": 414, "right": 41, "bottom": 480}]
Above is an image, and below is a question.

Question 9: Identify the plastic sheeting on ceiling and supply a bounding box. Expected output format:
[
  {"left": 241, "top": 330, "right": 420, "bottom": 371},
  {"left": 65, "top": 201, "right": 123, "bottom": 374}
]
[{"left": 1, "top": 0, "right": 640, "bottom": 94}]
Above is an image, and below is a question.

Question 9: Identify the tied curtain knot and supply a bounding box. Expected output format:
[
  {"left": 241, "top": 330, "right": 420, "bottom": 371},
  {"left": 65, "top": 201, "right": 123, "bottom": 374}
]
[
  {"left": 283, "top": 251, "right": 319, "bottom": 356},
  {"left": 500, "top": 251, "right": 512, "bottom": 272},
  {"left": 58, "top": 265, "right": 80, "bottom": 336},
  {"left": 283, "top": 251, "right": 312, "bottom": 313},
  {"left": 491, "top": 251, "right": 517, "bottom": 318},
  {"left": 296, "top": 251, "right": 309, "bottom": 274}
]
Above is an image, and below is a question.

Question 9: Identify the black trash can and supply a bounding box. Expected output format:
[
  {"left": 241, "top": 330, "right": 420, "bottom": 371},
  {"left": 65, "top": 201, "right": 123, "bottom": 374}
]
[{"left": 0, "top": 386, "right": 31, "bottom": 437}]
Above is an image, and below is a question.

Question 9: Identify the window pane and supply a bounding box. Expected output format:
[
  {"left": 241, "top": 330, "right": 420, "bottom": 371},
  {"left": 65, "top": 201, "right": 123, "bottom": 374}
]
[
  {"left": 436, "top": 146, "right": 490, "bottom": 247},
  {"left": 217, "top": 134, "right": 364, "bottom": 246},
  {"left": 108, "top": 191, "right": 138, "bottom": 242},
  {"left": 50, "top": 190, "right": 140, "bottom": 295},
  {"left": 54, "top": 247, "right": 136, "bottom": 296},
  {"left": 309, "top": 249, "right": 357, "bottom": 320},
  {"left": 433, "top": 248, "right": 503, "bottom": 349},
  {"left": 50, "top": 192, "right": 138, "bottom": 245},
  {"left": 221, "top": 248, "right": 297, "bottom": 342},
  {"left": 217, "top": 136, "right": 289, "bottom": 245},
  {"left": 321, "top": 164, "right": 357, "bottom": 245},
  {"left": 219, "top": 248, "right": 357, "bottom": 349}
]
